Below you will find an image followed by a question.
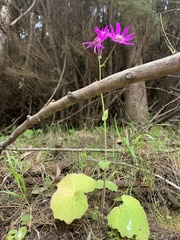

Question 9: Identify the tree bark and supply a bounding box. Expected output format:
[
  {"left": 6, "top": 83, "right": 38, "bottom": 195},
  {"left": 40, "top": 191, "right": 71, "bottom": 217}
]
[
  {"left": 124, "top": 22, "right": 148, "bottom": 122},
  {"left": 0, "top": 53, "right": 180, "bottom": 150},
  {"left": 0, "top": 2, "right": 11, "bottom": 66}
]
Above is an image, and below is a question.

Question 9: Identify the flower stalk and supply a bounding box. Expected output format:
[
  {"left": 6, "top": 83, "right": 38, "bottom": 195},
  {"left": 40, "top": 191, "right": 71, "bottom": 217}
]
[{"left": 82, "top": 21, "right": 135, "bottom": 215}]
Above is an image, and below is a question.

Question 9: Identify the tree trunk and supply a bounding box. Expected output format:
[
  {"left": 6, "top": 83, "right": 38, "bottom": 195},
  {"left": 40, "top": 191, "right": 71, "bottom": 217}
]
[
  {"left": 124, "top": 23, "right": 148, "bottom": 123},
  {"left": 0, "top": 2, "right": 11, "bottom": 66}
]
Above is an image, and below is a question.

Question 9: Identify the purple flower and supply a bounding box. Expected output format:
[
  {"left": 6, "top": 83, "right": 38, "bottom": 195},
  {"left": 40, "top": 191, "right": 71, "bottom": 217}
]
[
  {"left": 82, "top": 25, "right": 109, "bottom": 54},
  {"left": 94, "top": 25, "right": 110, "bottom": 40},
  {"left": 110, "top": 22, "right": 135, "bottom": 45}
]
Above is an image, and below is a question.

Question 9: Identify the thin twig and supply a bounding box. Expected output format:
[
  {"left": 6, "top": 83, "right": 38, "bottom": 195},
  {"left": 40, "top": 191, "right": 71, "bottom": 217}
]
[
  {"left": 10, "top": 0, "right": 37, "bottom": 27},
  {"left": 170, "top": 86, "right": 180, "bottom": 93},
  {"left": 155, "top": 106, "right": 180, "bottom": 124},
  {"left": 139, "top": 95, "right": 180, "bottom": 130},
  {"left": 43, "top": 54, "right": 67, "bottom": 108},
  {"left": 160, "top": 8, "right": 179, "bottom": 54},
  {"left": 0, "top": 113, "right": 26, "bottom": 133}
]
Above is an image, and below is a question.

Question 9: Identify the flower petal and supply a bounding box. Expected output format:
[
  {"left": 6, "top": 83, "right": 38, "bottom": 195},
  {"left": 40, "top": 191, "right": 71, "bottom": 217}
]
[
  {"left": 104, "top": 25, "right": 109, "bottom": 31},
  {"left": 115, "top": 22, "right": 121, "bottom": 35},
  {"left": 122, "top": 26, "right": 130, "bottom": 37},
  {"left": 122, "top": 41, "right": 134, "bottom": 45},
  {"left": 110, "top": 24, "right": 115, "bottom": 35},
  {"left": 124, "top": 36, "right": 135, "bottom": 41},
  {"left": 124, "top": 32, "right": 135, "bottom": 39},
  {"left": 94, "top": 27, "right": 101, "bottom": 34},
  {"left": 82, "top": 41, "right": 92, "bottom": 45},
  {"left": 94, "top": 43, "right": 104, "bottom": 54}
]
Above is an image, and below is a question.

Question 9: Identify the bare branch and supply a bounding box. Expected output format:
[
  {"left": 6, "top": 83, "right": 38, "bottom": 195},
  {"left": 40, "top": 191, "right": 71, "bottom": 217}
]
[
  {"left": 155, "top": 105, "right": 180, "bottom": 124},
  {"left": 9, "top": 0, "right": 37, "bottom": 27},
  {"left": 160, "top": 8, "right": 180, "bottom": 54},
  {"left": 43, "top": 54, "right": 67, "bottom": 108},
  {"left": 0, "top": 53, "right": 180, "bottom": 150},
  {"left": 0, "top": 113, "right": 26, "bottom": 133}
]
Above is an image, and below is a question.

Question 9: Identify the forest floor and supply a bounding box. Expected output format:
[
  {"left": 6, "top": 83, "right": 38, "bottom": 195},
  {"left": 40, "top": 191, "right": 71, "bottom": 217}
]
[{"left": 0, "top": 124, "right": 180, "bottom": 240}]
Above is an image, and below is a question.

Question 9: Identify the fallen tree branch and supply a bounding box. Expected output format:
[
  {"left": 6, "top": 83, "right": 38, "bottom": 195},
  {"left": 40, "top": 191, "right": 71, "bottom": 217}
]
[
  {"left": 5, "top": 147, "right": 180, "bottom": 154},
  {"left": 0, "top": 53, "right": 180, "bottom": 151}
]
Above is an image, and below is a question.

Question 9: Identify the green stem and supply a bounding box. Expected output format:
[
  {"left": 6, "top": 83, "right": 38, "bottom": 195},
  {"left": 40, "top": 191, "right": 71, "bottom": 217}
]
[
  {"left": 98, "top": 55, "right": 108, "bottom": 215},
  {"left": 100, "top": 43, "right": 117, "bottom": 68},
  {"left": 98, "top": 55, "right": 107, "bottom": 161},
  {"left": 98, "top": 43, "right": 117, "bottom": 214}
]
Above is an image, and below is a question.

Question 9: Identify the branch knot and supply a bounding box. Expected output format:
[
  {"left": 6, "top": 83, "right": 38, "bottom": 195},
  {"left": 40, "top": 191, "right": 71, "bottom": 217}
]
[
  {"left": 125, "top": 72, "right": 133, "bottom": 80},
  {"left": 67, "top": 92, "right": 75, "bottom": 99}
]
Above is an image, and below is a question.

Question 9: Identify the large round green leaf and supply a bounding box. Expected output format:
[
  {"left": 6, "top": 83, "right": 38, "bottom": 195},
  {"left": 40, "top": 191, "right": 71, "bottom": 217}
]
[
  {"left": 50, "top": 173, "right": 96, "bottom": 224},
  {"left": 107, "top": 195, "right": 150, "bottom": 239},
  {"left": 56, "top": 173, "right": 96, "bottom": 193}
]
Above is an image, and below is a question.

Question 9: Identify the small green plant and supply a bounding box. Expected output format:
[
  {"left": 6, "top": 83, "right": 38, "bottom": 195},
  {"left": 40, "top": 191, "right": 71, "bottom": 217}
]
[
  {"left": 124, "top": 133, "right": 155, "bottom": 164},
  {"left": 78, "top": 151, "right": 88, "bottom": 171},
  {"left": 23, "top": 129, "right": 34, "bottom": 139},
  {"left": 124, "top": 137, "right": 138, "bottom": 164},
  {"left": 50, "top": 173, "right": 150, "bottom": 239},
  {"left": 5, "top": 213, "right": 30, "bottom": 240},
  {"left": 131, "top": 133, "right": 155, "bottom": 148},
  {"left": 50, "top": 173, "right": 96, "bottom": 224},
  {"left": 44, "top": 175, "right": 53, "bottom": 189},
  {"left": 150, "top": 125, "right": 163, "bottom": 137},
  {"left": 20, "top": 128, "right": 43, "bottom": 147},
  {"left": 91, "top": 205, "right": 100, "bottom": 221},
  {"left": 107, "top": 195, "right": 149, "bottom": 239},
  {"left": 0, "top": 151, "right": 27, "bottom": 198},
  {"left": 108, "top": 229, "right": 121, "bottom": 240},
  {"left": 0, "top": 126, "right": 17, "bottom": 142},
  {"left": 0, "top": 133, "right": 6, "bottom": 142},
  {"left": 68, "top": 127, "right": 75, "bottom": 134}
]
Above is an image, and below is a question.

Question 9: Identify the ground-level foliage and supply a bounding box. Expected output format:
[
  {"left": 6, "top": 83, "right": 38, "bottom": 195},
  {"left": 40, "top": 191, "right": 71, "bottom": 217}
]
[{"left": 0, "top": 124, "right": 180, "bottom": 239}]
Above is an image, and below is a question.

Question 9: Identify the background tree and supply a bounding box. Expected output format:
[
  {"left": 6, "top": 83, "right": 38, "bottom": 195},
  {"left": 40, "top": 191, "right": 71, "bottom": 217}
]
[
  {"left": 119, "top": 0, "right": 160, "bottom": 122},
  {"left": 0, "top": 0, "right": 12, "bottom": 103}
]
